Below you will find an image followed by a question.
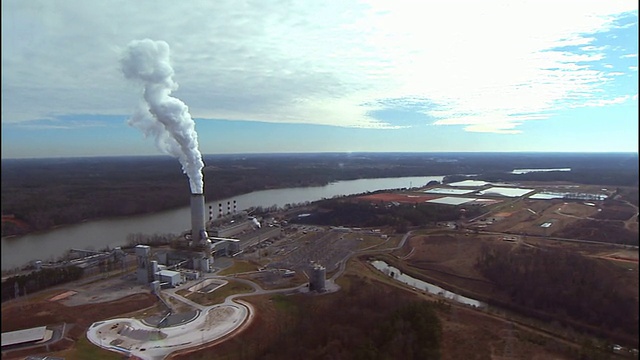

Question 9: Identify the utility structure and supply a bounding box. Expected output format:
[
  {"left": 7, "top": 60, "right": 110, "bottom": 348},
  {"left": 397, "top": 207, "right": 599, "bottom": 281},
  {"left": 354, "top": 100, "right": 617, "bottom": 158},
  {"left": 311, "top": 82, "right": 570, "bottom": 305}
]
[
  {"left": 309, "top": 262, "right": 326, "bottom": 292},
  {"left": 190, "top": 193, "right": 213, "bottom": 272},
  {"left": 136, "top": 245, "right": 153, "bottom": 284}
]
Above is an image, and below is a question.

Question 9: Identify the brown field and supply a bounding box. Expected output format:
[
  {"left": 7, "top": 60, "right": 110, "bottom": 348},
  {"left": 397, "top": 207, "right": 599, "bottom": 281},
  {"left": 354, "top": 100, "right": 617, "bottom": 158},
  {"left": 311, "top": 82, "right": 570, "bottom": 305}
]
[
  {"left": 469, "top": 194, "right": 639, "bottom": 245},
  {"left": 1, "top": 292, "right": 157, "bottom": 359},
  {"left": 1, "top": 273, "right": 160, "bottom": 359},
  {"left": 392, "top": 230, "right": 639, "bottom": 343}
]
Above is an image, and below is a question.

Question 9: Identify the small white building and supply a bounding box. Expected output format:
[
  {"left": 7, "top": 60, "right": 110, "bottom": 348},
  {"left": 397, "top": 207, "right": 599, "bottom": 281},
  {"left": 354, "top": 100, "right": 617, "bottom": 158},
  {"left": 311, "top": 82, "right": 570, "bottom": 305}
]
[{"left": 157, "top": 269, "right": 181, "bottom": 287}]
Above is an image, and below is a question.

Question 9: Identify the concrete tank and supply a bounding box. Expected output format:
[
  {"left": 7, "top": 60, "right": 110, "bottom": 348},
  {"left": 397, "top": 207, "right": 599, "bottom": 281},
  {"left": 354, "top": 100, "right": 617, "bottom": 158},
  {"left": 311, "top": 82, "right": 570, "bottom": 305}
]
[{"left": 309, "top": 263, "right": 326, "bottom": 292}]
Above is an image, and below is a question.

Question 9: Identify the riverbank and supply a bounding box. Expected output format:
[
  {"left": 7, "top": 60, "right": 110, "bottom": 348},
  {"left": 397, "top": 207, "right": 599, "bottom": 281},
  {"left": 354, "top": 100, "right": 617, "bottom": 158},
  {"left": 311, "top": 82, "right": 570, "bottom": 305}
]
[{"left": 2, "top": 176, "right": 444, "bottom": 271}]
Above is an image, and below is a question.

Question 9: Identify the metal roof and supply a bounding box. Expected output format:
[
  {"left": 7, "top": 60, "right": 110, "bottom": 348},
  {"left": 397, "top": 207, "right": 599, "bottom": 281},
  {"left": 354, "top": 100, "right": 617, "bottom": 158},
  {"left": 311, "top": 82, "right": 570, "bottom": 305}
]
[
  {"left": 1, "top": 326, "right": 47, "bottom": 347},
  {"left": 157, "top": 269, "right": 180, "bottom": 277}
]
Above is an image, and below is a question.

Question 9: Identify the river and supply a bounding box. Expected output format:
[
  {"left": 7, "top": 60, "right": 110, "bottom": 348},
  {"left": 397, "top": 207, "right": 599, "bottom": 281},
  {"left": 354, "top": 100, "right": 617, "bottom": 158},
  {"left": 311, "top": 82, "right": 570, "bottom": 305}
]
[
  {"left": 370, "top": 260, "right": 486, "bottom": 308},
  {"left": 1, "top": 176, "right": 443, "bottom": 271}
]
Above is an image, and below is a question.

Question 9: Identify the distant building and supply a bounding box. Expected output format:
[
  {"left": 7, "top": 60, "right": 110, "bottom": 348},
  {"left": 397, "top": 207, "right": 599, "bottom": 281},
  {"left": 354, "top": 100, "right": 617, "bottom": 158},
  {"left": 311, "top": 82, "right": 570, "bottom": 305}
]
[
  {"left": 237, "top": 226, "right": 282, "bottom": 251},
  {"left": 1, "top": 326, "right": 48, "bottom": 348},
  {"left": 210, "top": 220, "right": 254, "bottom": 238}
]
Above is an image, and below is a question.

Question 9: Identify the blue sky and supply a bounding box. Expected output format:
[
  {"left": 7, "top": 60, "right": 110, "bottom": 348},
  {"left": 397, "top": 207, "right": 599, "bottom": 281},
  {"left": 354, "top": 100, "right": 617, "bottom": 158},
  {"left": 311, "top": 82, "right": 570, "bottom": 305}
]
[{"left": 2, "top": 0, "right": 638, "bottom": 159}]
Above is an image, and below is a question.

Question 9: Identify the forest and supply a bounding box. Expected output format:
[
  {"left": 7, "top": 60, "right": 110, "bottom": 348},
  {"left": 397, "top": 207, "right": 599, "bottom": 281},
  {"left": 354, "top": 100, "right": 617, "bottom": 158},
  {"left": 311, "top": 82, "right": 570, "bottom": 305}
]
[
  {"left": 2, "top": 152, "right": 637, "bottom": 237},
  {"left": 177, "top": 274, "right": 443, "bottom": 360},
  {"left": 475, "top": 244, "right": 639, "bottom": 347},
  {"left": 291, "top": 197, "right": 483, "bottom": 232}
]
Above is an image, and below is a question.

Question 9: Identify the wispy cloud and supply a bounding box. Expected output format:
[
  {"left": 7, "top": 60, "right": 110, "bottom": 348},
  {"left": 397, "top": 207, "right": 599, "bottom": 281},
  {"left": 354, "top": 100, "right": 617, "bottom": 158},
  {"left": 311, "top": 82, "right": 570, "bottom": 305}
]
[
  {"left": 621, "top": 53, "right": 638, "bottom": 58},
  {"left": 6, "top": 118, "right": 110, "bottom": 130},
  {"left": 1, "top": 0, "right": 638, "bottom": 136},
  {"left": 583, "top": 95, "right": 634, "bottom": 107}
]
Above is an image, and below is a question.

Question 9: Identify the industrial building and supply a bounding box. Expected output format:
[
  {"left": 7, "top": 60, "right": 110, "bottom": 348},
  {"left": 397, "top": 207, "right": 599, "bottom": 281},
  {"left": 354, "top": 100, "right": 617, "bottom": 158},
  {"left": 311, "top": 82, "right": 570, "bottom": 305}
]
[
  {"left": 136, "top": 245, "right": 153, "bottom": 284},
  {"left": 1, "top": 326, "right": 50, "bottom": 349},
  {"left": 157, "top": 269, "right": 181, "bottom": 287},
  {"left": 131, "top": 189, "right": 280, "bottom": 288},
  {"left": 209, "top": 219, "right": 255, "bottom": 238}
]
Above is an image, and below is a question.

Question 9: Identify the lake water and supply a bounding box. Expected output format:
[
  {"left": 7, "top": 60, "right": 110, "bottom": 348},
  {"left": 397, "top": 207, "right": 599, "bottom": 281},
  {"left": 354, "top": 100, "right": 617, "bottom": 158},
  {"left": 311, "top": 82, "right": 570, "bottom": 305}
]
[
  {"left": 370, "top": 260, "right": 486, "bottom": 308},
  {"left": 1, "top": 176, "right": 443, "bottom": 271}
]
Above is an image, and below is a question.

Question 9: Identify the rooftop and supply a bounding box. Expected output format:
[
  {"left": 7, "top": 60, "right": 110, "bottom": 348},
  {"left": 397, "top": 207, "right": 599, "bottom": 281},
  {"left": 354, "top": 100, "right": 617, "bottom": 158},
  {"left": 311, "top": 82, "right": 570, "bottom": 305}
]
[{"left": 1, "top": 326, "right": 47, "bottom": 347}]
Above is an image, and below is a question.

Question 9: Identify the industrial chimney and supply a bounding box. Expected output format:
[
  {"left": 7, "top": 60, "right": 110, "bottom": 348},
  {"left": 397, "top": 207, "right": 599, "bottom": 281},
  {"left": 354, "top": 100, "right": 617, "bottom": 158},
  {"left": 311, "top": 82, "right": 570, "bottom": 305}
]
[{"left": 191, "top": 193, "right": 207, "bottom": 244}]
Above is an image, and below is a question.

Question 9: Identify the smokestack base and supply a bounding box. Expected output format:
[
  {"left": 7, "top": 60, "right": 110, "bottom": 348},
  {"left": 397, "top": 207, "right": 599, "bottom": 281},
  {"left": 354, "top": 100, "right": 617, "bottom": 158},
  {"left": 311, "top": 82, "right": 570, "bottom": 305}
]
[{"left": 191, "top": 193, "right": 206, "bottom": 244}]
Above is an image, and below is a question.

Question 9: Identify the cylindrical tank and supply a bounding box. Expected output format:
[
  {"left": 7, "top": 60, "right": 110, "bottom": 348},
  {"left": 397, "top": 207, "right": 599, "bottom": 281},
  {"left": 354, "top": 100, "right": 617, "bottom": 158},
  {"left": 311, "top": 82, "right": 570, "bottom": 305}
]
[{"left": 310, "top": 263, "right": 326, "bottom": 292}]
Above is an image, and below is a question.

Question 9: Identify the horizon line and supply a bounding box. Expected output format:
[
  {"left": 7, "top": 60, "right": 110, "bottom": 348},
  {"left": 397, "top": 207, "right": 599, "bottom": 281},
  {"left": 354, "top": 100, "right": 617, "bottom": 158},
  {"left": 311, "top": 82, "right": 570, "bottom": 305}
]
[{"left": 2, "top": 150, "right": 639, "bottom": 161}]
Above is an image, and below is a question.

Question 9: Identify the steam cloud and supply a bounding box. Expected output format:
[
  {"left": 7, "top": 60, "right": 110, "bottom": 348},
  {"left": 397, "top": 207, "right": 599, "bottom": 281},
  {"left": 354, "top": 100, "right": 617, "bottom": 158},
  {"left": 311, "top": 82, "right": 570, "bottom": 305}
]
[{"left": 120, "top": 39, "right": 204, "bottom": 194}]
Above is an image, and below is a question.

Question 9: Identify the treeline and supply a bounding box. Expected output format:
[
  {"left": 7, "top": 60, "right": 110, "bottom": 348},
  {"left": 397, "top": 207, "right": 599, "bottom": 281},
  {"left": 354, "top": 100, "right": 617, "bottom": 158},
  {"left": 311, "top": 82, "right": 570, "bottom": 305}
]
[
  {"left": 291, "top": 198, "right": 481, "bottom": 232},
  {"left": 477, "top": 169, "right": 638, "bottom": 187},
  {"left": 1, "top": 266, "right": 83, "bottom": 302},
  {"left": 1, "top": 155, "right": 447, "bottom": 237},
  {"left": 476, "top": 245, "right": 638, "bottom": 346},
  {"left": 3, "top": 153, "right": 637, "bottom": 237}
]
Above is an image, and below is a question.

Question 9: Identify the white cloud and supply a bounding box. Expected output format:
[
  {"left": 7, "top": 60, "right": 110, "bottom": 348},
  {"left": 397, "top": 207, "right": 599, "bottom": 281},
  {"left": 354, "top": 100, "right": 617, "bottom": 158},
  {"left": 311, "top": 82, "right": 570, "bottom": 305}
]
[
  {"left": 583, "top": 94, "right": 634, "bottom": 107},
  {"left": 621, "top": 53, "right": 638, "bottom": 58},
  {"left": 1, "top": 0, "right": 638, "bottom": 134},
  {"left": 631, "top": 66, "right": 639, "bottom": 71}
]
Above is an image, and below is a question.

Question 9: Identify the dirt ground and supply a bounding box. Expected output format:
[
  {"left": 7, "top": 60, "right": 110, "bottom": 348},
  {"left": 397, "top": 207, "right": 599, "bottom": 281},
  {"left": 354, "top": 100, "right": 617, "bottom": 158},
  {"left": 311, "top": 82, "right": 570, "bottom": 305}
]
[
  {"left": 1, "top": 273, "right": 159, "bottom": 359},
  {"left": 473, "top": 194, "right": 638, "bottom": 244},
  {"left": 58, "top": 272, "right": 151, "bottom": 306}
]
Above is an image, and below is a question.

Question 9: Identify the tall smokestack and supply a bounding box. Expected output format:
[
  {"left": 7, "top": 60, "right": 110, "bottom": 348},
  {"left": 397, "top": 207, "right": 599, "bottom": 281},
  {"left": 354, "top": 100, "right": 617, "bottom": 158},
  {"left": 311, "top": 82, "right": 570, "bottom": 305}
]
[
  {"left": 191, "top": 193, "right": 207, "bottom": 243},
  {"left": 120, "top": 39, "right": 205, "bottom": 194}
]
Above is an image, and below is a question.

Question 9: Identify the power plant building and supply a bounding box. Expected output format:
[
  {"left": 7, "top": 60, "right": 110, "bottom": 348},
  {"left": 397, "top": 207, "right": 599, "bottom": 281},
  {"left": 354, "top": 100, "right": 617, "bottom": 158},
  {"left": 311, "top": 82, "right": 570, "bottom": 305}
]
[
  {"left": 157, "top": 269, "right": 181, "bottom": 287},
  {"left": 210, "top": 219, "right": 254, "bottom": 238}
]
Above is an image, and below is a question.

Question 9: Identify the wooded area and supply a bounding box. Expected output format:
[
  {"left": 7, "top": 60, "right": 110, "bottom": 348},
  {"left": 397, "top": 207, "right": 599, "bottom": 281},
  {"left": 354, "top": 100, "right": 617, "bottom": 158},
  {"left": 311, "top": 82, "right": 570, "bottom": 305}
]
[
  {"left": 2, "top": 152, "right": 637, "bottom": 237},
  {"left": 179, "top": 275, "right": 443, "bottom": 360},
  {"left": 476, "top": 244, "right": 639, "bottom": 345},
  {"left": 292, "top": 198, "right": 482, "bottom": 232}
]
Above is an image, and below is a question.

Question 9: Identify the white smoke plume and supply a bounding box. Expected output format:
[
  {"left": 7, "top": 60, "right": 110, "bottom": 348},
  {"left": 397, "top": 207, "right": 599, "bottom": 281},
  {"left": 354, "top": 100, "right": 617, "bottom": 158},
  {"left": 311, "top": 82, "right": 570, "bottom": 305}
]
[{"left": 120, "top": 39, "right": 204, "bottom": 194}]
